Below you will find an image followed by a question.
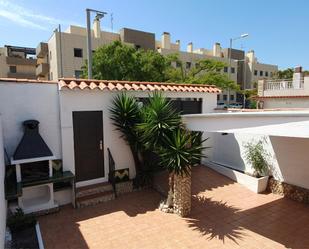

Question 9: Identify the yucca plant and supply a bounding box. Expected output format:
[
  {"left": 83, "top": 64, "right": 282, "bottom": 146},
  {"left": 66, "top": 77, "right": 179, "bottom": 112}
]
[
  {"left": 138, "top": 92, "right": 181, "bottom": 150},
  {"left": 109, "top": 93, "right": 142, "bottom": 174},
  {"left": 158, "top": 129, "right": 207, "bottom": 208}
]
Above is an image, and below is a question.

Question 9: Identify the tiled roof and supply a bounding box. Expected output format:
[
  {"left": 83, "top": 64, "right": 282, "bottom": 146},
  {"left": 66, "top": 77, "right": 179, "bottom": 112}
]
[{"left": 58, "top": 78, "right": 221, "bottom": 93}]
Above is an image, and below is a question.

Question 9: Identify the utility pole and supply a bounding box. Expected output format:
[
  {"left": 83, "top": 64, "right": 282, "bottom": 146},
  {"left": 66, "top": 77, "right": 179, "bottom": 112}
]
[
  {"left": 58, "top": 24, "right": 63, "bottom": 78},
  {"left": 227, "top": 33, "right": 249, "bottom": 107},
  {"left": 86, "top": 8, "right": 107, "bottom": 79}
]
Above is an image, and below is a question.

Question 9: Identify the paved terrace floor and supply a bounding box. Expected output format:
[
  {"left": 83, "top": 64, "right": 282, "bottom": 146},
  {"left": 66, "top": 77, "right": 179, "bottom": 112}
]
[{"left": 39, "top": 166, "right": 309, "bottom": 249}]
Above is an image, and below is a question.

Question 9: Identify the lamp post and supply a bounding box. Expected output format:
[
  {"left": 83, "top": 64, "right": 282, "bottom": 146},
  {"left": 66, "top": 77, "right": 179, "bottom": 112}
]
[
  {"left": 235, "top": 59, "right": 247, "bottom": 108},
  {"left": 86, "top": 8, "right": 107, "bottom": 79},
  {"left": 227, "top": 33, "right": 249, "bottom": 107}
]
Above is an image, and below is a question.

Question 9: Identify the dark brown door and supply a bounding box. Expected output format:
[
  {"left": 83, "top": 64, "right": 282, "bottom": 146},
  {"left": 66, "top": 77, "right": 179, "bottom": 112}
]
[{"left": 73, "top": 111, "right": 104, "bottom": 182}]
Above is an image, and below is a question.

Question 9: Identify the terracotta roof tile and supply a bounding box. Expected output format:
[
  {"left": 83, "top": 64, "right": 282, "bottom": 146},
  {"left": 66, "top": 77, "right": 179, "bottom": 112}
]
[{"left": 58, "top": 78, "right": 221, "bottom": 94}]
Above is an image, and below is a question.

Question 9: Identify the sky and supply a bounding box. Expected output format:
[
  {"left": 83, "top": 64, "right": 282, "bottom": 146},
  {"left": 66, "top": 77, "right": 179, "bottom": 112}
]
[{"left": 0, "top": 0, "right": 308, "bottom": 70}]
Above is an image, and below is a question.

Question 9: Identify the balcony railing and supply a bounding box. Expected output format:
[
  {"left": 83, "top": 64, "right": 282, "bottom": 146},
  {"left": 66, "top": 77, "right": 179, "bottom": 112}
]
[{"left": 265, "top": 79, "right": 304, "bottom": 91}]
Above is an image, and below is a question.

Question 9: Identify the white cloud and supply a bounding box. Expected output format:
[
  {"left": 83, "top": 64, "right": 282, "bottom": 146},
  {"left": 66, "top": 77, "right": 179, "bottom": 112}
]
[
  {"left": 0, "top": 9, "right": 48, "bottom": 30},
  {"left": 0, "top": 0, "right": 77, "bottom": 30}
]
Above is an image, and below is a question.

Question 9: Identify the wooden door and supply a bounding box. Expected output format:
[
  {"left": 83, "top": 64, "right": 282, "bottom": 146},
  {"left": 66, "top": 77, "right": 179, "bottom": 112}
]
[{"left": 73, "top": 111, "right": 104, "bottom": 182}]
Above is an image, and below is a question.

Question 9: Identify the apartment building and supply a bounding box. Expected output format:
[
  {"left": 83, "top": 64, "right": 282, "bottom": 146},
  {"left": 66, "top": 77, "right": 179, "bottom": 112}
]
[
  {"left": 36, "top": 19, "right": 278, "bottom": 103},
  {"left": 0, "top": 45, "right": 37, "bottom": 79}
]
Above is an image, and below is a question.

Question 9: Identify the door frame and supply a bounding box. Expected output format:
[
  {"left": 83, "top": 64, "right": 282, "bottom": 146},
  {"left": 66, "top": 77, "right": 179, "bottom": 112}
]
[{"left": 72, "top": 110, "right": 107, "bottom": 187}]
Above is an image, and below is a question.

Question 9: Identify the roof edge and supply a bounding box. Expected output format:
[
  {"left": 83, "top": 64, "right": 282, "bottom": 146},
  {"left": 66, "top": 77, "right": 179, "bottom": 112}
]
[
  {"left": 59, "top": 78, "right": 220, "bottom": 88},
  {"left": 0, "top": 78, "right": 57, "bottom": 84}
]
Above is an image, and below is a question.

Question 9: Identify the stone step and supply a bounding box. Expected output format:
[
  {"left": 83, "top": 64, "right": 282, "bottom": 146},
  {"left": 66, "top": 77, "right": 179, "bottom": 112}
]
[
  {"left": 76, "top": 182, "right": 113, "bottom": 198},
  {"left": 76, "top": 191, "right": 115, "bottom": 208}
]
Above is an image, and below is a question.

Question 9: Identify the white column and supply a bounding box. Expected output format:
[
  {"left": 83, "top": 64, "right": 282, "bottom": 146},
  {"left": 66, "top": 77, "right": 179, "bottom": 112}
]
[
  {"left": 16, "top": 164, "right": 21, "bottom": 182},
  {"left": 48, "top": 160, "right": 53, "bottom": 177}
]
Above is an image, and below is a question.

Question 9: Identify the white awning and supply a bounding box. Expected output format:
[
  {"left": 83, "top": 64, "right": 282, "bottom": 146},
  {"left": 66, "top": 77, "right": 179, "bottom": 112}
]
[{"left": 182, "top": 111, "right": 309, "bottom": 138}]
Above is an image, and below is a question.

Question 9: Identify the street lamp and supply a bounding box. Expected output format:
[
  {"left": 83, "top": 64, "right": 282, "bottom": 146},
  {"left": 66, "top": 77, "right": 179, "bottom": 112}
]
[
  {"left": 227, "top": 33, "right": 249, "bottom": 106},
  {"left": 86, "top": 8, "right": 107, "bottom": 79},
  {"left": 235, "top": 59, "right": 247, "bottom": 108}
]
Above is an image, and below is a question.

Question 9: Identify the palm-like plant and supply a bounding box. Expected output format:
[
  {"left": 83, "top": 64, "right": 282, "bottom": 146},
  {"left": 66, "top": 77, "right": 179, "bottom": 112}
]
[
  {"left": 138, "top": 92, "right": 181, "bottom": 150},
  {"left": 109, "top": 93, "right": 142, "bottom": 174},
  {"left": 158, "top": 129, "right": 207, "bottom": 208}
]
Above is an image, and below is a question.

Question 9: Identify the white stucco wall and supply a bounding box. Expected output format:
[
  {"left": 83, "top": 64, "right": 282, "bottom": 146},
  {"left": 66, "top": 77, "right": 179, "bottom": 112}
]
[
  {"left": 184, "top": 112, "right": 309, "bottom": 189},
  {"left": 0, "top": 82, "right": 62, "bottom": 161},
  {"left": 204, "top": 132, "right": 309, "bottom": 189},
  {"left": 0, "top": 116, "right": 7, "bottom": 249},
  {"left": 59, "top": 89, "right": 217, "bottom": 181},
  {"left": 263, "top": 98, "right": 309, "bottom": 109}
]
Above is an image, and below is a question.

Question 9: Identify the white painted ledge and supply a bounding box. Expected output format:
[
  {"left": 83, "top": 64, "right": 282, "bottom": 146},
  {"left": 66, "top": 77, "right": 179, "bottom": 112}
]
[{"left": 35, "top": 222, "right": 45, "bottom": 249}]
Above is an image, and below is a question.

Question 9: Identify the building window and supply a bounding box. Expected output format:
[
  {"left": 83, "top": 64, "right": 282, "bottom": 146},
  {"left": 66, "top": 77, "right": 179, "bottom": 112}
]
[
  {"left": 231, "top": 67, "right": 235, "bottom": 74},
  {"left": 217, "top": 95, "right": 220, "bottom": 101},
  {"left": 74, "top": 70, "right": 83, "bottom": 79},
  {"left": 230, "top": 95, "right": 234, "bottom": 101},
  {"left": 260, "top": 70, "right": 263, "bottom": 76},
  {"left": 223, "top": 94, "right": 227, "bottom": 101},
  {"left": 254, "top": 70, "right": 258, "bottom": 76},
  {"left": 270, "top": 72, "right": 273, "bottom": 77},
  {"left": 49, "top": 51, "right": 52, "bottom": 60},
  {"left": 74, "top": 48, "right": 83, "bottom": 58},
  {"left": 176, "top": 62, "right": 182, "bottom": 68},
  {"left": 186, "top": 62, "right": 191, "bottom": 69},
  {"left": 224, "top": 67, "right": 228, "bottom": 73},
  {"left": 9, "top": 66, "right": 17, "bottom": 73},
  {"left": 265, "top": 71, "right": 269, "bottom": 77}
]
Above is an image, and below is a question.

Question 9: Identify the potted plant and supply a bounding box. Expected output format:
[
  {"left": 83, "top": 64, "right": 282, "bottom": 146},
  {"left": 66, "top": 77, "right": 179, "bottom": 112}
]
[{"left": 243, "top": 140, "right": 270, "bottom": 193}]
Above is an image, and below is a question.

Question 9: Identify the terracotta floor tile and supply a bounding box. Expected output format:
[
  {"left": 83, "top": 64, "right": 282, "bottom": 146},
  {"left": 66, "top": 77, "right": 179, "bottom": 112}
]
[{"left": 39, "top": 166, "right": 309, "bottom": 249}]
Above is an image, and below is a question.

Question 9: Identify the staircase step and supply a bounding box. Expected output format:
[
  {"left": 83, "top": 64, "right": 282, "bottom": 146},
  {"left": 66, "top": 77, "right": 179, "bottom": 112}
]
[
  {"left": 76, "top": 191, "right": 115, "bottom": 208},
  {"left": 76, "top": 182, "right": 113, "bottom": 198}
]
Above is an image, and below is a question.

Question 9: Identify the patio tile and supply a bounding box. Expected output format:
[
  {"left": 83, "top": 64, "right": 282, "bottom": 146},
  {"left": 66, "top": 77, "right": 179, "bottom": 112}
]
[{"left": 39, "top": 166, "right": 309, "bottom": 248}]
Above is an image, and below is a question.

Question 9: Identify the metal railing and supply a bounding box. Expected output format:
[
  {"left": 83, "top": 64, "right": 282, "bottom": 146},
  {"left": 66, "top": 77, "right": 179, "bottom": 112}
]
[
  {"left": 107, "top": 148, "right": 117, "bottom": 197},
  {"left": 265, "top": 79, "right": 304, "bottom": 91}
]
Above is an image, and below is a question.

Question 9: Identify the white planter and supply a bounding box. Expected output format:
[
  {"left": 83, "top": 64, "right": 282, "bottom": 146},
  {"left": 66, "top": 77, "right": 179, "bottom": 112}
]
[{"left": 206, "top": 162, "right": 269, "bottom": 193}]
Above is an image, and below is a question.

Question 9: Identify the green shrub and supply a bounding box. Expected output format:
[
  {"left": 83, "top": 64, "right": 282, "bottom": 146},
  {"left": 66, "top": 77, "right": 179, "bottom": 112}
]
[
  {"left": 7, "top": 208, "right": 36, "bottom": 232},
  {"left": 244, "top": 140, "right": 269, "bottom": 177}
]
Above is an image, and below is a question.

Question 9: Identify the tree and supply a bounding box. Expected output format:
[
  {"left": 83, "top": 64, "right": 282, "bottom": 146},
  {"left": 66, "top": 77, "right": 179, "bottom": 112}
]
[
  {"left": 109, "top": 93, "right": 142, "bottom": 176},
  {"left": 84, "top": 41, "right": 239, "bottom": 92},
  {"left": 157, "top": 129, "right": 206, "bottom": 216},
  {"left": 138, "top": 92, "right": 181, "bottom": 149},
  {"left": 83, "top": 41, "right": 170, "bottom": 82},
  {"left": 165, "top": 54, "right": 240, "bottom": 91},
  {"left": 110, "top": 92, "right": 207, "bottom": 216},
  {"left": 273, "top": 68, "right": 294, "bottom": 79}
]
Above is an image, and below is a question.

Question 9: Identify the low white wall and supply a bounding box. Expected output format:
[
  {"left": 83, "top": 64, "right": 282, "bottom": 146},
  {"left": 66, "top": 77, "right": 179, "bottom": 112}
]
[
  {"left": 263, "top": 98, "right": 309, "bottom": 109},
  {"left": 0, "top": 82, "right": 62, "bottom": 161},
  {"left": 0, "top": 116, "right": 7, "bottom": 249},
  {"left": 60, "top": 90, "right": 217, "bottom": 181},
  {"left": 204, "top": 132, "right": 309, "bottom": 190}
]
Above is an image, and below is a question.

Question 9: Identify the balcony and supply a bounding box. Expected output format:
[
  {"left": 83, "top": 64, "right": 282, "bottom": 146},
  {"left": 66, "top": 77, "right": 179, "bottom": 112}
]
[
  {"left": 258, "top": 77, "right": 309, "bottom": 97},
  {"left": 6, "top": 57, "right": 37, "bottom": 66},
  {"left": 7, "top": 72, "right": 36, "bottom": 79},
  {"left": 36, "top": 63, "right": 49, "bottom": 77},
  {"left": 36, "top": 42, "right": 48, "bottom": 58}
]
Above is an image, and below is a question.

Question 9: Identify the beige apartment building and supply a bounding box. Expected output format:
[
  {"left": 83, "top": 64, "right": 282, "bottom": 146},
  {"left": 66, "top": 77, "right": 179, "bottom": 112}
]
[
  {"left": 36, "top": 19, "right": 278, "bottom": 104},
  {"left": 0, "top": 46, "right": 37, "bottom": 79}
]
